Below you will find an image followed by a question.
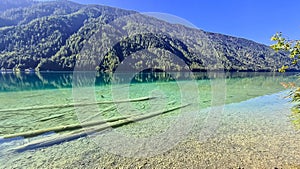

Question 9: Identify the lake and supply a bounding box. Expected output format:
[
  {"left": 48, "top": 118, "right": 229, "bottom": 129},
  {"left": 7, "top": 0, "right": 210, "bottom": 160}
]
[{"left": 0, "top": 71, "right": 300, "bottom": 168}]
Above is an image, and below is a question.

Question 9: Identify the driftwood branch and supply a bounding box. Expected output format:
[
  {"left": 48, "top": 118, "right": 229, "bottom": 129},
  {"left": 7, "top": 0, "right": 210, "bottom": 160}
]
[
  {"left": 12, "top": 104, "right": 190, "bottom": 152},
  {"left": 0, "top": 96, "right": 156, "bottom": 113},
  {"left": 3, "top": 115, "right": 136, "bottom": 139},
  {"left": 37, "top": 114, "right": 66, "bottom": 122},
  {"left": 81, "top": 105, "right": 116, "bottom": 122}
]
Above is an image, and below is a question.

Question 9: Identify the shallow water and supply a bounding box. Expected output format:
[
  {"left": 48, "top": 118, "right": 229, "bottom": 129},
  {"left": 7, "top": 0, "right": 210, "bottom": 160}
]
[{"left": 0, "top": 72, "right": 299, "bottom": 168}]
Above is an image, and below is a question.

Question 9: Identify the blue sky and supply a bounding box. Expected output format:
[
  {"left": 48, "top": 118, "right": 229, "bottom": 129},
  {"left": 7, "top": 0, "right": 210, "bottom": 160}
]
[{"left": 70, "top": 0, "right": 299, "bottom": 45}]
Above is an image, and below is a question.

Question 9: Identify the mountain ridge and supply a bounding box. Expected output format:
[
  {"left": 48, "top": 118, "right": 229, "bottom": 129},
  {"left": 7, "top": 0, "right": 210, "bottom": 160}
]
[
  {"left": 0, "top": 0, "right": 35, "bottom": 13},
  {"left": 0, "top": 0, "right": 296, "bottom": 72}
]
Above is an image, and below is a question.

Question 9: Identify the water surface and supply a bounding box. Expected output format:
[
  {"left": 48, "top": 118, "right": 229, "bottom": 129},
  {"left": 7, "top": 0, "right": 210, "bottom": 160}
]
[{"left": 0, "top": 72, "right": 299, "bottom": 168}]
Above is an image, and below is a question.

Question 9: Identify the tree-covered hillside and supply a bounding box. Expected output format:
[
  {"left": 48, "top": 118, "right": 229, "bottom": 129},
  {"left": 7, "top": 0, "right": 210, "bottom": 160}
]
[
  {"left": 0, "top": 0, "right": 296, "bottom": 72},
  {"left": 0, "top": 0, "right": 34, "bottom": 13}
]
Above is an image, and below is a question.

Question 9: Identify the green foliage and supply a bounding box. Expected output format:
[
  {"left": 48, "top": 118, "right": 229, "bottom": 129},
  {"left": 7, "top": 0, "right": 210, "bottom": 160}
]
[
  {"left": 271, "top": 32, "right": 300, "bottom": 72},
  {"left": 271, "top": 32, "right": 300, "bottom": 128}
]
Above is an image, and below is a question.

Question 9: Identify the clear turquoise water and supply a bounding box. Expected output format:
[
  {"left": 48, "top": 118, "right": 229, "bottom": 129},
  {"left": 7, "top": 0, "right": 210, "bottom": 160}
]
[{"left": 0, "top": 72, "right": 299, "bottom": 168}]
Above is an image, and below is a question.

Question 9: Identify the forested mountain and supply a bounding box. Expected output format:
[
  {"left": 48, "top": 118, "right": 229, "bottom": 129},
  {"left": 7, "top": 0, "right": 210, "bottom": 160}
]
[
  {"left": 0, "top": 0, "right": 83, "bottom": 26},
  {"left": 0, "top": 0, "right": 296, "bottom": 72},
  {"left": 0, "top": 0, "right": 35, "bottom": 13}
]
